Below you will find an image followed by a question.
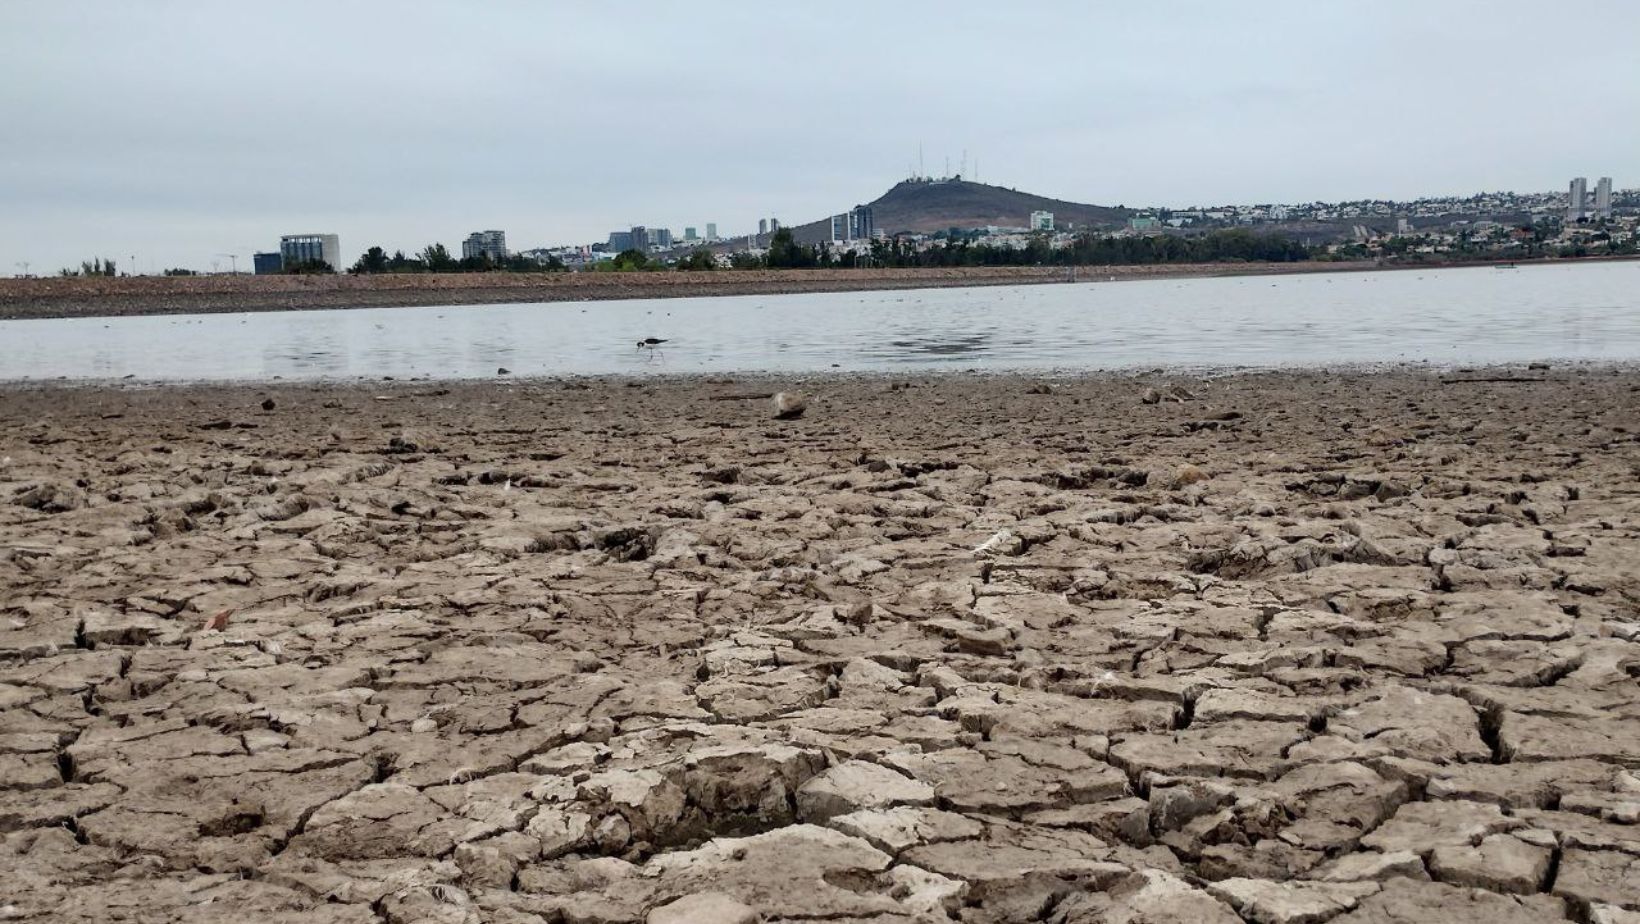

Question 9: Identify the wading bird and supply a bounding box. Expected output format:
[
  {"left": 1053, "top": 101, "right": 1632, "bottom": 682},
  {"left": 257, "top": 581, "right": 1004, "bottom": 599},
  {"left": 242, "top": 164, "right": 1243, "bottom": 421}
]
[{"left": 636, "top": 338, "right": 668, "bottom": 362}]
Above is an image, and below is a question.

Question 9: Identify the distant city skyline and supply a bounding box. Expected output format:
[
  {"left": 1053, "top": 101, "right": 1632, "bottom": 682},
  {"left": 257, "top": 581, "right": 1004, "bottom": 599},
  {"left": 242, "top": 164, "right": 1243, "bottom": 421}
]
[{"left": 3, "top": 2, "right": 1638, "bottom": 271}]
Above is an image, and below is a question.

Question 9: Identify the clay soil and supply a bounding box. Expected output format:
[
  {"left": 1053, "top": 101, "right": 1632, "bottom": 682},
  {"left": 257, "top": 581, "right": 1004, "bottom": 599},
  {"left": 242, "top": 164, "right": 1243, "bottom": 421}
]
[{"left": 2, "top": 371, "right": 1638, "bottom": 923}]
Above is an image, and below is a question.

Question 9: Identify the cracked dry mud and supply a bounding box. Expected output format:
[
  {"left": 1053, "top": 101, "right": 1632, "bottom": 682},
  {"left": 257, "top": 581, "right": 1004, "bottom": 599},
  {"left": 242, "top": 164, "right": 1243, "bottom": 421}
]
[{"left": 2, "top": 371, "right": 1638, "bottom": 924}]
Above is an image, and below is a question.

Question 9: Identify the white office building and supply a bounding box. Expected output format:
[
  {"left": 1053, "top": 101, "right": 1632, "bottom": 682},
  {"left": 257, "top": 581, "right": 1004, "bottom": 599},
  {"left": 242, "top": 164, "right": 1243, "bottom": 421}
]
[
  {"left": 1030, "top": 211, "right": 1054, "bottom": 232},
  {"left": 462, "top": 230, "right": 507, "bottom": 262}
]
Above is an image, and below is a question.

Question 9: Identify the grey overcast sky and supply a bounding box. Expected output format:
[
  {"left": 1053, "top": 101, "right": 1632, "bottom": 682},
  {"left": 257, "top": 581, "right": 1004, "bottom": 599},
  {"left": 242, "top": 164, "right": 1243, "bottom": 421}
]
[{"left": 2, "top": 1, "right": 1637, "bottom": 273}]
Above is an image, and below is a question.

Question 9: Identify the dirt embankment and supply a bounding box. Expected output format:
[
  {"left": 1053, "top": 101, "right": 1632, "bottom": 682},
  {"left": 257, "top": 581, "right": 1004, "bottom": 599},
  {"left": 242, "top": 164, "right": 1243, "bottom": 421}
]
[
  {"left": 0, "top": 262, "right": 1372, "bottom": 321},
  {"left": 2, "top": 371, "right": 1638, "bottom": 922}
]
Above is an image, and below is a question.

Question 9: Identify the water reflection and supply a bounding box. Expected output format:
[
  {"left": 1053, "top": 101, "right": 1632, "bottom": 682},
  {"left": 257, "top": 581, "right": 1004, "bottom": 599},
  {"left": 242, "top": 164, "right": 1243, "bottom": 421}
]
[
  {"left": 883, "top": 333, "right": 993, "bottom": 357},
  {"left": 1, "top": 262, "right": 1638, "bottom": 383}
]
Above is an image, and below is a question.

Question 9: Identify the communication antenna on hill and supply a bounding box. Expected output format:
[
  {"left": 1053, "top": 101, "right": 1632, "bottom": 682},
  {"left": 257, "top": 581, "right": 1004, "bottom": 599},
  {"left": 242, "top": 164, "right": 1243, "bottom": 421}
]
[
  {"left": 919, "top": 143, "right": 925, "bottom": 180},
  {"left": 961, "top": 149, "right": 967, "bottom": 178}
]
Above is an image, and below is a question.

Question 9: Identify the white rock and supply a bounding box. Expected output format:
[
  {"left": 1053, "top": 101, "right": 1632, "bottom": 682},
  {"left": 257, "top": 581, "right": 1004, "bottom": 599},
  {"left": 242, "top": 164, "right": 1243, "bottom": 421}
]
[{"left": 772, "top": 392, "right": 808, "bottom": 419}]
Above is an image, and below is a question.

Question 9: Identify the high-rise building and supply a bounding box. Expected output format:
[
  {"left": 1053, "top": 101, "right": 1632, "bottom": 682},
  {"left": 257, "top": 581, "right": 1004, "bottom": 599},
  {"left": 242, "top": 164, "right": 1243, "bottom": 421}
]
[
  {"left": 684, "top": 227, "right": 698, "bottom": 242},
  {"left": 253, "top": 252, "right": 283, "bottom": 275},
  {"left": 831, "top": 206, "right": 876, "bottom": 242},
  {"left": 652, "top": 228, "right": 673, "bottom": 250},
  {"left": 1594, "top": 177, "right": 1613, "bottom": 218},
  {"left": 758, "top": 219, "right": 768, "bottom": 235},
  {"left": 1031, "top": 211, "right": 1055, "bottom": 232},
  {"left": 850, "top": 205, "right": 874, "bottom": 242},
  {"left": 608, "top": 231, "right": 634, "bottom": 251},
  {"left": 1567, "top": 177, "right": 1588, "bottom": 221},
  {"left": 770, "top": 218, "right": 780, "bottom": 232},
  {"left": 461, "top": 230, "right": 507, "bottom": 263},
  {"left": 279, "top": 234, "right": 340, "bottom": 270},
  {"left": 630, "top": 226, "right": 650, "bottom": 250},
  {"left": 705, "top": 223, "right": 717, "bottom": 240}
]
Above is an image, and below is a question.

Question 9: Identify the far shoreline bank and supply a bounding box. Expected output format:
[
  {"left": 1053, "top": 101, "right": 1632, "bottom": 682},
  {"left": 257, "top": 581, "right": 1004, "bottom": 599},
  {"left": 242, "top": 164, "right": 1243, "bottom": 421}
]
[
  {"left": 2, "top": 255, "right": 1631, "bottom": 323},
  {"left": 0, "top": 262, "right": 1346, "bottom": 321}
]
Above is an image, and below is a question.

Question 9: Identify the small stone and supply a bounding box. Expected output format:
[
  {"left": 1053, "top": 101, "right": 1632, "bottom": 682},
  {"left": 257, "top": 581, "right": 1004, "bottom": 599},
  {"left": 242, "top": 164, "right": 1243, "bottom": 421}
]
[
  {"left": 260, "top": 397, "right": 276, "bottom": 411},
  {"left": 497, "top": 367, "right": 511, "bottom": 375},
  {"left": 1172, "top": 464, "right": 1207, "bottom": 488},
  {"left": 772, "top": 391, "right": 807, "bottom": 419},
  {"left": 1141, "top": 387, "right": 1162, "bottom": 404},
  {"left": 974, "top": 529, "right": 1024, "bottom": 557}
]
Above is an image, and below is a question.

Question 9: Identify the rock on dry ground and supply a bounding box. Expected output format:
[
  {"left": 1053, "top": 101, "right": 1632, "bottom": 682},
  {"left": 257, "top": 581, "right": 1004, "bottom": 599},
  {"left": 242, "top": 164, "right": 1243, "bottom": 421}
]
[{"left": 1, "top": 370, "right": 1638, "bottom": 923}]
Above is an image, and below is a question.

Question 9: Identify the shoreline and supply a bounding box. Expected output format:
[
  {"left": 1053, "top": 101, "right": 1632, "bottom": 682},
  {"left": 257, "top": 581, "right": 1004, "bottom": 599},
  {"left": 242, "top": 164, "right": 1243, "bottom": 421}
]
[
  {"left": 2, "top": 358, "right": 1627, "bottom": 392},
  {"left": 0, "top": 259, "right": 1408, "bottom": 321},
  {"left": 3, "top": 252, "right": 1626, "bottom": 324},
  {"left": 4, "top": 254, "right": 1633, "bottom": 322},
  {"left": 2, "top": 370, "right": 1637, "bottom": 920}
]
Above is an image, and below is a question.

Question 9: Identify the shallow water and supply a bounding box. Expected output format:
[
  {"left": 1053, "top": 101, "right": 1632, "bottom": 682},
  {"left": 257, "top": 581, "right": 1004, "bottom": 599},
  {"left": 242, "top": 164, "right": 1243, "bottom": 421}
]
[{"left": 2, "top": 262, "right": 1638, "bottom": 382}]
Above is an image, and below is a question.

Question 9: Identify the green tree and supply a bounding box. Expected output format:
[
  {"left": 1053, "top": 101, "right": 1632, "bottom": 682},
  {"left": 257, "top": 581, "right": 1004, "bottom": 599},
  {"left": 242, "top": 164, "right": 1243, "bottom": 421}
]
[
  {"left": 610, "top": 249, "right": 651, "bottom": 271},
  {"left": 419, "top": 243, "right": 457, "bottom": 272},
  {"left": 350, "top": 246, "right": 389, "bottom": 274},
  {"left": 283, "top": 259, "right": 334, "bottom": 274},
  {"left": 765, "top": 228, "right": 818, "bottom": 268},
  {"left": 676, "top": 249, "right": 717, "bottom": 271},
  {"left": 386, "top": 250, "right": 425, "bottom": 273}
]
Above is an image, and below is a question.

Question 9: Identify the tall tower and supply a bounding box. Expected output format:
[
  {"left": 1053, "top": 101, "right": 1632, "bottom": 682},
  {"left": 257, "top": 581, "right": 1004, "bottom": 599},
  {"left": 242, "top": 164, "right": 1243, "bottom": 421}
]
[
  {"left": 1594, "top": 177, "right": 1613, "bottom": 218},
  {"left": 1567, "top": 177, "right": 1588, "bottom": 221}
]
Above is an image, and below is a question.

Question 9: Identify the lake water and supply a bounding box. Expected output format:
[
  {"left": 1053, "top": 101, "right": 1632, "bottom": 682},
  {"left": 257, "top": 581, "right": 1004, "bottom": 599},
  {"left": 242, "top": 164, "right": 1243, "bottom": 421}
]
[{"left": 2, "top": 262, "right": 1638, "bottom": 383}]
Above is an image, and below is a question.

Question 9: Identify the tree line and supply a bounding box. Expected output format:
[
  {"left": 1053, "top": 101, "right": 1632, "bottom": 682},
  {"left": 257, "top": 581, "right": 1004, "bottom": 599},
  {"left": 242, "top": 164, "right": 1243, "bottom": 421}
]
[
  {"left": 588, "top": 228, "right": 1319, "bottom": 273},
  {"left": 345, "top": 245, "right": 565, "bottom": 275},
  {"left": 57, "top": 257, "right": 118, "bottom": 277},
  {"left": 752, "top": 227, "right": 1318, "bottom": 269}
]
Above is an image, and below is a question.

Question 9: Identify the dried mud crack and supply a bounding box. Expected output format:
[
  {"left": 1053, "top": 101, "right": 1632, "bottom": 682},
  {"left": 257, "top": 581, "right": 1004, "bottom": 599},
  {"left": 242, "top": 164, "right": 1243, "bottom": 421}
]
[{"left": 2, "top": 370, "right": 1639, "bottom": 923}]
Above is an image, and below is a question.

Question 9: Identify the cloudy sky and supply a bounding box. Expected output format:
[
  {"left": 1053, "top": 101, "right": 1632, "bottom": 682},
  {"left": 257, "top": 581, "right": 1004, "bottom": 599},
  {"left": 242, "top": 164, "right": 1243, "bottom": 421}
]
[{"left": 3, "top": 1, "right": 1636, "bottom": 273}]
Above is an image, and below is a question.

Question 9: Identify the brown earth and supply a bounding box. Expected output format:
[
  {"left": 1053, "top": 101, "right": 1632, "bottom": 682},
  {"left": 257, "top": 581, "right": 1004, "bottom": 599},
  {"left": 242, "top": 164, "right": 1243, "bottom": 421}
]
[
  {"left": 2, "top": 371, "right": 1638, "bottom": 923},
  {"left": 0, "top": 263, "right": 1373, "bottom": 321}
]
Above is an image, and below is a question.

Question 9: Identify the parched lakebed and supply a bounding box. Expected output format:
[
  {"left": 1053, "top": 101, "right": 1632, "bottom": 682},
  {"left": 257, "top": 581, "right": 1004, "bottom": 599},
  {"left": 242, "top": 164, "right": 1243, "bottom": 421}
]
[{"left": 2, "top": 371, "right": 1638, "bottom": 923}]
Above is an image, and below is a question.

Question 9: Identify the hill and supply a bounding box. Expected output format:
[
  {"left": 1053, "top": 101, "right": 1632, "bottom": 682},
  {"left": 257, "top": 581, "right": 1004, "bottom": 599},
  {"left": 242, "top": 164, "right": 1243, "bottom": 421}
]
[{"left": 788, "top": 178, "right": 1133, "bottom": 243}]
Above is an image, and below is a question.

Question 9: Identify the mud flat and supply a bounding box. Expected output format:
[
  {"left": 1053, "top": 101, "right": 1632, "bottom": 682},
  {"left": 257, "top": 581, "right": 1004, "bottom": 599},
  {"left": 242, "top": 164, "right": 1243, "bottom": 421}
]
[
  {"left": 2, "top": 370, "right": 1638, "bottom": 923},
  {"left": 0, "top": 262, "right": 1373, "bottom": 321}
]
